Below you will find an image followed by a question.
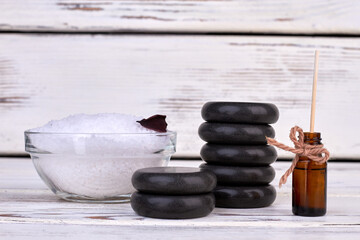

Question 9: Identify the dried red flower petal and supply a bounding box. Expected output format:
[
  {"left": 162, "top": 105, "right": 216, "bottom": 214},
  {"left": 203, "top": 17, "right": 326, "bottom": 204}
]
[{"left": 137, "top": 115, "right": 168, "bottom": 133}]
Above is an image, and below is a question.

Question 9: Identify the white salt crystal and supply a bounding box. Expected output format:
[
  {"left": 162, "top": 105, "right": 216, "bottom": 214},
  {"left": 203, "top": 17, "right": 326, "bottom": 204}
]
[
  {"left": 32, "top": 113, "right": 154, "bottom": 134},
  {"left": 28, "top": 113, "right": 173, "bottom": 199},
  {"left": 29, "top": 113, "right": 169, "bottom": 155}
]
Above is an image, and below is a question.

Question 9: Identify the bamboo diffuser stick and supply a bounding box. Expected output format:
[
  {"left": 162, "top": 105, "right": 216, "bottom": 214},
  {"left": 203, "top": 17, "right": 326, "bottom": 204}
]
[{"left": 310, "top": 50, "right": 319, "bottom": 133}]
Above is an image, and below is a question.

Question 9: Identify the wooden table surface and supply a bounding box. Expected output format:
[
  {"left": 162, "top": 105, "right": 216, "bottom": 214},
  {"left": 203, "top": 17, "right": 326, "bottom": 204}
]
[{"left": 0, "top": 158, "right": 359, "bottom": 239}]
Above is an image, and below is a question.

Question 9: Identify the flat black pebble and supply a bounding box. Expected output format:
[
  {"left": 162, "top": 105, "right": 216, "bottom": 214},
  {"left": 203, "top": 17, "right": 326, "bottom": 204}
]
[
  {"left": 201, "top": 144, "right": 277, "bottom": 166},
  {"left": 199, "top": 163, "right": 275, "bottom": 185},
  {"left": 131, "top": 192, "right": 215, "bottom": 219},
  {"left": 198, "top": 122, "right": 275, "bottom": 145},
  {"left": 132, "top": 167, "right": 217, "bottom": 195},
  {"left": 214, "top": 185, "right": 276, "bottom": 208},
  {"left": 201, "top": 102, "right": 279, "bottom": 124}
]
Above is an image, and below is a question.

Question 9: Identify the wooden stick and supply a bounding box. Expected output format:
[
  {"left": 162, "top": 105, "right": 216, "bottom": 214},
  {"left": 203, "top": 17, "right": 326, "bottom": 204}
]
[{"left": 310, "top": 50, "right": 319, "bottom": 133}]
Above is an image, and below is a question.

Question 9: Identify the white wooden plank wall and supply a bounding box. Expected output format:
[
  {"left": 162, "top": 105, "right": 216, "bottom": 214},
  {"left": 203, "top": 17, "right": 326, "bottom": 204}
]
[
  {"left": 1, "top": 35, "right": 360, "bottom": 157},
  {"left": 0, "top": 1, "right": 360, "bottom": 158},
  {"left": 0, "top": 0, "right": 359, "bottom": 34}
]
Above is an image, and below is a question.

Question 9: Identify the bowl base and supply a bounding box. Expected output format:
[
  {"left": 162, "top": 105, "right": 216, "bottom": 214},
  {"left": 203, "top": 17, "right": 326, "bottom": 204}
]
[{"left": 55, "top": 192, "right": 131, "bottom": 203}]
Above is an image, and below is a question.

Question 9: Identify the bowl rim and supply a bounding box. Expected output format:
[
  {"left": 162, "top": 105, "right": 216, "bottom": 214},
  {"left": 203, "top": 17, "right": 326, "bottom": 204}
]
[{"left": 24, "top": 130, "right": 176, "bottom": 136}]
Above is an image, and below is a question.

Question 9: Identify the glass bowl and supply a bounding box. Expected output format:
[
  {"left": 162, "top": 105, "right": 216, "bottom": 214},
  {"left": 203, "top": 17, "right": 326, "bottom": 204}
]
[{"left": 24, "top": 131, "right": 176, "bottom": 203}]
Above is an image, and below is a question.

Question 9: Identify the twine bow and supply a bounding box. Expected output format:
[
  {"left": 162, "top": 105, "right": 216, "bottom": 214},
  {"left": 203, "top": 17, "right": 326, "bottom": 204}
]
[{"left": 266, "top": 126, "right": 330, "bottom": 188}]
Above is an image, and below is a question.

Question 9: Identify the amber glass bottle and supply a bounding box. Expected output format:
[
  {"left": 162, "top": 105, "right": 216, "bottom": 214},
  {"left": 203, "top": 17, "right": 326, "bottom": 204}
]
[{"left": 292, "top": 132, "right": 327, "bottom": 216}]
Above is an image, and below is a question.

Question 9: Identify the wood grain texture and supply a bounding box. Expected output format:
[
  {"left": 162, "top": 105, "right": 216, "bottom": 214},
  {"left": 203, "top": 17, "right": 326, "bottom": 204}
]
[
  {"left": 0, "top": 158, "right": 359, "bottom": 239},
  {"left": 0, "top": 34, "right": 360, "bottom": 157},
  {"left": 0, "top": 0, "right": 360, "bottom": 34}
]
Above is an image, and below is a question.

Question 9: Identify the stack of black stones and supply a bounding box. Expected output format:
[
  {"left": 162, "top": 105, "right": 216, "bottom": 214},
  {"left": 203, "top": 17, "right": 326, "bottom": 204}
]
[
  {"left": 131, "top": 167, "right": 217, "bottom": 219},
  {"left": 198, "top": 102, "right": 279, "bottom": 208}
]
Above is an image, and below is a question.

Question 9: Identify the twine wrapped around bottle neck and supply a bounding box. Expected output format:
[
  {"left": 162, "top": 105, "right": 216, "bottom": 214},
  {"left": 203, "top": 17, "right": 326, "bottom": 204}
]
[{"left": 266, "top": 126, "right": 330, "bottom": 188}]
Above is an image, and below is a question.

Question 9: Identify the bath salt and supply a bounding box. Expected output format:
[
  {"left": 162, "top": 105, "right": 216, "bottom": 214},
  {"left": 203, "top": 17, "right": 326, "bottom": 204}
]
[
  {"left": 28, "top": 113, "right": 173, "bottom": 198},
  {"left": 38, "top": 155, "right": 166, "bottom": 198},
  {"left": 29, "top": 113, "right": 169, "bottom": 155},
  {"left": 32, "top": 113, "right": 155, "bottom": 134}
]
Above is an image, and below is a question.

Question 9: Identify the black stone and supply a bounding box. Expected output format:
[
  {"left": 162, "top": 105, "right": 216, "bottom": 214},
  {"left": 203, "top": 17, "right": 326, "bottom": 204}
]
[
  {"left": 198, "top": 122, "right": 275, "bottom": 145},
  {"left": 201, "top": 144, "right": 277, "bottom": 166},
  {"left": 201, "top": 102, "right": 279, "bottom": 124},
  {"left": 131, "top": 192, "right": 215, "bottom": 219},
  {"left": 132, "top": 167, "right": 217, "bottom": 195},
  {"left": 199, "top": 163, "right": 275, "bottom": 185},
  {"left": 214, "top": 185, "right": 276, "bottom": 208}
]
